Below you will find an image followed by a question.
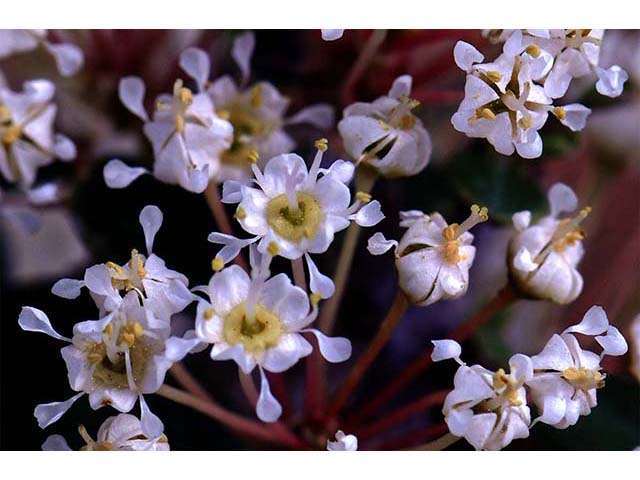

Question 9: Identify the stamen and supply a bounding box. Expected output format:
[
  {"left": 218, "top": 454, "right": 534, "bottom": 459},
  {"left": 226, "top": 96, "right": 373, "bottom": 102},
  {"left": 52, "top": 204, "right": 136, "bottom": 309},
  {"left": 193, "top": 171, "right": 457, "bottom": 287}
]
[
  {"left": 535, "top": 207, "right": 591, "bottom": 263},
  {"left": 477, "top": 108, "right": 496, "bottom": 120},
  {"left": 562, "top": 366, "right": 605, "bottom": 390},
  {"left": 486, "top": 70, "right": 503, "bottom": 83},
  {"left": 212, "top": 256, "right": 224, "bottom": 272},
  {"left": 518, "top": 116, "right": 532, "bottom": 130},
  {"left": 217, "top": 109, "right": 230, "bottom": 120},
  {"left": 388, "top": 95, "right": 420, "bottom": 128},
  {"left": 250, "top": 85, "right": 262, "bottom": 109},
  {"left": 314, "top": 138, "right": 328, "bottom": 152},
  {"left": 455, "top": 204, "right": 489, "bottom": 238},
  {"left": 175, "top": 114, "right": 185, "bottom": 133},
  {"left": 356, "top": 191, "right": 372, "bottom": 203},
  {"left": 247, "top": 149, "right": 259, "bottom": 164},
  {"left": 1, "top": 124, "right": 22, "bottom": 145},
  {"left": 235, "top": 207, "right": 247, "bottom": 220},
  {"left": 203, "top": 308, "right": 215, "bottom": 320},
  {"left": 553, "top": 106, "right": 567, "bottom": 120},
  {"left": 525, "top": 44, "right": 541, "bottom": 58},
  {"left": 78, "top": 425, "right": 97, "bottom": 448},
  {"left": 310, "top": 292, "right": 322, "bottom": 307},
  {"left": 267, "top": 241, "right": 279, "bottom": 257}
]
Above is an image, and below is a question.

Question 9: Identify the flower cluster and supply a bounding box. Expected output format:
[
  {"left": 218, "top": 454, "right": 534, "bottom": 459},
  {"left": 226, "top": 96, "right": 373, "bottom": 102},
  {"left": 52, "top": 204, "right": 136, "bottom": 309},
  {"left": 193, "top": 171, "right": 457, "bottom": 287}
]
[
  {"left": 18, "top": 206, "right": 196, "bottom": 439},
  {"left": 432, "top": 305, "right": 628, "bottom": 450},
  {"left": 452, "top": 30, "right": 628, "bottom": 158},
  {"left": 104, "top": 32, "right": 334, "bottom": 193}
]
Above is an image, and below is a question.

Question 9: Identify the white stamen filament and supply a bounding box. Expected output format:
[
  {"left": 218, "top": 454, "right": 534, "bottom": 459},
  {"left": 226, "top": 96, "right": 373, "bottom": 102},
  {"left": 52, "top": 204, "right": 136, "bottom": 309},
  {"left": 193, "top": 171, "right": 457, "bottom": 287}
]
[
  {"left": 245, "top": 248, "right": 275, "bottom": 324},
  {"left": 78, "top": 425, "right": 97, "bottom": 448},
  {"left": 124, "top": 349, "right": 138, "bottom": 393},
  {"left": 534, "top": 207, "right": 591, "bottom": 264},
  {"left": 285, "top": 164, "right": 301, "bottom": 214},
  {"left": 455, "top": 204, "right": 489, "bottom": 238}
]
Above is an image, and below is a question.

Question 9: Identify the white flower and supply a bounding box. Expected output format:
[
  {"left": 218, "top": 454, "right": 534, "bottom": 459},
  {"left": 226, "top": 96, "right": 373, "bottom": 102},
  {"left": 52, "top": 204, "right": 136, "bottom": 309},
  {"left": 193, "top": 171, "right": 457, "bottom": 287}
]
[
  {"left": 213, "top": 141, "right": 383, "bottom": 298},
  {"left": 17, "top": 289, "right": 198, "bottom": 438},
  {"left": 179, "top": 32, "right": 334, "bottom": 182},
  {"left": 632, "top": 314, "right": 640, "bottom": 383},
  {"left": 42, "top": 414, "right": 170, "bottom": 451},
  {"left": 104, "top": 75, "right": 233, "bottom": 193},
  {"left": 321, "top": 30, "right": 345, "bottom": 42},
  {"left": 0, "top": 80, "right": 76, "bottom": 189},
  {"left": 327, "top": 430, "right": 358, "bottom": 450},
  {"left": 367, "top": 205, "right": 487, "bottom": 306},
  {"left": 508, "top": 183, "right": 588, "bottom": 304},
  {"left": 452, "top": 34, "right": 590, "bottom": 159},
  {"left": 0, "top": 29, "right": 83, "bottom": 77},
  {"left": 526, "top": 306, "right": 628, "bottom": 429},
  {"left": 432, "top": 340, "right": 532, "bottom": 451},
  {"left": 338, "top": 74, "right": 432, "bottom": 178},
  {"left": 52, "top": 205, "right": 192, "bottom": 320},
  {"left": 192, "top": 245, "right": 351, "bottom": 422}
]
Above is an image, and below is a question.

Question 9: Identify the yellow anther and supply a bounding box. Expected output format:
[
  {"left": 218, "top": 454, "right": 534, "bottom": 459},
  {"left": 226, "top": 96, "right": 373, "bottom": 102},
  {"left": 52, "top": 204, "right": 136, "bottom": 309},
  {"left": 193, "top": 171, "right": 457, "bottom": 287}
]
[
  {"left": 310, "top": 292, "right": 322, "bottom": 306},
  {"left": 175, "top": 114, "right": 185, "bottom": 133},
  {"left": 400, "top": 114, "right": 416, "bottom": 130},
  {"left": 247, "top": 149, "right": 260, "bottom": 164},
  {"left": 553, "top": 106, "right": 567, "bottom": 120},
  {"left": 250, "top": 85, "right": 263, "bottom": 109},
  {"left": 88, "top": 352, "right": 104, "bottom": 365},
  {"left": 103, "top": 323, "right": 113, "bottom": 338},
  {"left": 580, "top": 206, "right": 592, "bottom": 218},
  {"left": 487, "top": 70, "right": 503, "bottom": 83},
  {"left": 356, "top": 191, "right": 372, "bottom": 203},
  {"left": 443, "top": 224, "right": 458, "bottom": 241},
  {"left": 178, "top": 87, "right": 193, "bottom": 105},
  {"left": 212, "top": 257, "right": 225, "bottom": 272},
  {"left": 235, "top": 207, "right": 247, "bottom": 220},
  {"left": 217, "top": 109, "right": 230, "bottom": 120},
  {"left": 478, "top": 108, "right": 496, "bottom": 120},
  {"left": 203, "top": 307, "right": 215, "bottom": 320},
  {"left": 2, "top": 125, "right": 22, "bottom": 145},
  {"left": 314, "top": 138, "right": 328, "bottom": 152},
  {"left": 377, "top": 119, "right": 391, "bottom": 131},
  {"left": 105, "top": 261, "right": 123, "bottom": 274},
  {"left": 471, "top": 204, "right": 489, "bottom": 221},
  {"left": 518, "top": 116, "right": 533, "bottom": 130},
  {"left": 132, "top": 322, "right": 144, "bottom": 338},
  {"left": 525, "top": 44, "right": 541, "bottom": 58},
  {"left": 267, "top": 241, "right": 279, "bottom": 257},
  {"left": 562, "top": 366, "right": 605, "bottom": 390}
]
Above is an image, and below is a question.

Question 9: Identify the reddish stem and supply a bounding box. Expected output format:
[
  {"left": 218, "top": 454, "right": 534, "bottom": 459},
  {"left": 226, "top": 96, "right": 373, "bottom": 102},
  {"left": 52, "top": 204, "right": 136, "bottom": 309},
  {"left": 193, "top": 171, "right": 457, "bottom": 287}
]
[
  {"left": 353, "top": 390, "right": 448, "bottom": 440},
  {"left": 325, "top": 292, "right": 409, "bottom": 420},
  {"left": 349, "top": 284, "right": 516, "bottom": 427},
  {"left": 372, "top": 422, "right": 450, "bottom": 450}
]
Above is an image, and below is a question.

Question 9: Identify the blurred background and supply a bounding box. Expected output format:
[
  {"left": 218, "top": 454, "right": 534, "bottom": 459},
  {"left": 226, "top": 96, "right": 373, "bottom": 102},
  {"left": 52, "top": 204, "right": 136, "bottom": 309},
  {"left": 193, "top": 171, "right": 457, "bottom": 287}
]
[{"left": 0, "top": 29, "right": 638, "bottom": 450}]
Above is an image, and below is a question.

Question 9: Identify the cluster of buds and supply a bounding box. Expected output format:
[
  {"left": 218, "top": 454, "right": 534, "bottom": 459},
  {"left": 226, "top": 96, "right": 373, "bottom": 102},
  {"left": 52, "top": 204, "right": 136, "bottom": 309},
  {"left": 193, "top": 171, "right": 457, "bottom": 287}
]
[
  {"left": 432, "top": 305, "right": 628, "bottom": 450},
  {"left": 452, "top": 30, "right": 627, "bottom": 158}
]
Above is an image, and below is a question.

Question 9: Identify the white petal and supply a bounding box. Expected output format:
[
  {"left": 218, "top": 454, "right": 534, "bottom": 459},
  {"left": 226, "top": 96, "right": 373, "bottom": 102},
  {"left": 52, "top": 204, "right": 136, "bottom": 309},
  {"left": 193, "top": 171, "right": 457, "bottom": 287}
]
[
  {"left": 445, "top": 408, "right": 474, "bottom": 437},
  {"left": 595, "top": 65, "right": 628, "bottom": 98},
  {"left": 53, "top": 134, "right": 76, "bottom": 161},
  {"left": 321, "top": 160, "right": 354, "bottom": 184},
  {"left": 367, "top": 233, "right": 398, "bottom": 256},
  {"left": 352, "top": 200, "right": 384, "bottom": 227},
  {"left": 18, "top": 307, "right": 70, "bottom": 342},
  {"left": 564, "top": 306, "right": 609, "bottom": 336},
  {"left": 305, "top": 254, "right": 335, "bottom": 298},
  {"left": 44, "top": 42, "right": 84, "bottom": 77},
  {"left": 556, "top": 104, "right": 591, "bottom": 132},
  {"left": 34, "top": 393, "right": 84, "bottom": 428},
  {"left": 305, "top": 329, "right": 352, "bottom": 363},
  {"left": 512, "top": 211, "right": 531, "bottom": 232},
  {"left": 164, "top": 336, "right": 203, "bottom": 362},
  {"left": 534, "top": 395, "right": 567, "bottom": 427},
  {"left": 103, "top": 159, "right": 148, "bottom": 189},
  {"left": 513, "top": 247, "right": 538, "bottom": 273},
  {"left": 509, "top": 353, "right": 533, "bottom": 382},
  {"left": 388, "top": 74, "right": 413, "bottom": 99},
  {"left": 548, "top": 183, "right": 578, "bottom": 217},
  {"left": 596, "top": 326, "right": 628, "bottom": 357},
  {"left": 321, "top": 29, "right": 344, "bottom": 41},
  {"left": 231, "top": 31, "right": 255, "bottom": 86},
  {"left": 51, "top": 278, "right": 84, "bottom": 299},
  {"left": 431, "top": 339, "right": 462, "bottom": 362},
  {"left": 118, "top": 76, "right": 149, "bottom": 121},
  {"left": 139, "top": 205, "right": 163, "bottom": 255},
  {"left": 531, "top": 334, "right": 574, "bottom": 371},
  {"left": 179, "top": 47, "right": 210, "bottom": 91},
  {"left": 454, "top": 41, "right": 484, "bottom": 72},
  {"left": 42, "top": 434, "right": 72, "bottom": 451},
  {"left": 256, "top": 368, "right": 282, "bottom": 423},
  {"left": 286, "top": 104, "right": 335, "bottom": 129},
  {"left": 139, "top": 396, "right": 164, "bottom": 438},
  {"left": 222, "top": 179, "right": 248, "bottom": 203},
  {"left": 84, "top": 264, "right": 116, "bottom": 297}
]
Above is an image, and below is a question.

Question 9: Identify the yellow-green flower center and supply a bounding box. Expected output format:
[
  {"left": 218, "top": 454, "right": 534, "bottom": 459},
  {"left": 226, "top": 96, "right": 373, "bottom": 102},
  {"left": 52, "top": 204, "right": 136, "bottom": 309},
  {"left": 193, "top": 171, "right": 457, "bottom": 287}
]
[
  {"left": 266, "top": 191, "right": 322, "bottom": 243},
  {"left": 222, "top": 303, "right": 283, "bottom": 354}
]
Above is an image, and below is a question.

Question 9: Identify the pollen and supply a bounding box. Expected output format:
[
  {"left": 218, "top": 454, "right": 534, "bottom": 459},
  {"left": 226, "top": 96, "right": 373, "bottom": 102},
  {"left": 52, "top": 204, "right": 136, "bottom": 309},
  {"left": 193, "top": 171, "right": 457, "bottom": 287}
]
[
  {"left": 554, "top": 106, "right": 567, "bottom": 120},
  {"left": 212, "top": 256, "right": 225, "bottom": 272},
  {"left": 400, "top": 114, "right": 416, "bottom": 130},
  {"left": 356, "top": 191, "right": 372, "bottom": 203},
  {"left": 178, "top": 87, "right": 193, "bottom": 105},
  {"left": 247, "top": 149, "right": 260, "bottom": 164},
  {"left": 119, "top": 321, "right": 144, "bottom": 348},
  {"left": 518, "top": 116, "right": 533, "bottom": 130},
  {"left": 267, "top": 241, "right": 279, "bottom": 257},
  {"left": 486, "top": 70, "right": 503, "bottom": 83},
  {"left": 203, "top": 307, "right": 215, "bottom": 320},
  {"left": 103, "top": 323, "right": 114, "bottom": 338},
  {"left": 478, "top": 108, "right": 496, "bottom": 120},
  {"left": 525, "top": 44, "right": 541, "bottom": 58},
  {"left": 2, "top": 124, "right": 22, "bottom": 145},
  {"left": 266, "top": 191, "right": 323, "bottom": 243},
  {"left": 235, "top": 207, "right": 247, "bottom": 220},
  {"left": 562, "top": 366, "right": 605, "bottom": 390},
  {"left": 222, "top": 303, "right": 283, "bottom": 354},
  {"left": 314, "top": 138, "right": 329, "bottom": 152},
  {"left": 310, "top": 292, "right": 322, "bottom": 306}
]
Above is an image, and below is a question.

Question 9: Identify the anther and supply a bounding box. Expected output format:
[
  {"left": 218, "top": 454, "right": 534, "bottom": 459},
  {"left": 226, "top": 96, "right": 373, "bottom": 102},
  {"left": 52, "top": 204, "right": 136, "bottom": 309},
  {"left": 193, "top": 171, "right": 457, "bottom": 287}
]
[
  {"left": 247, "top": 149, "right": 260, "bottom": 164},
  {"left": 525, "top": 44, "right": 541, "bottom": 58},
  {"left": 212, "top": 256, "right": 224, "bottom": 272},
  {"left": 203, "top": 308, "right": 215, "bottom": 320},
  {"left": 267, "top": 241, "right": 279, "bottom": 257},
  {"left": 553, "top": 106, "right": 567, "bottom": 120},
  {"left": 314, "top": 138, "right": 328, "bottom": 152},
  {"left": 487, "top": 70, "right": 503, "bottom": 83},
  {"left": 356, "top": 191, "right": 372, "bottom": 203}
]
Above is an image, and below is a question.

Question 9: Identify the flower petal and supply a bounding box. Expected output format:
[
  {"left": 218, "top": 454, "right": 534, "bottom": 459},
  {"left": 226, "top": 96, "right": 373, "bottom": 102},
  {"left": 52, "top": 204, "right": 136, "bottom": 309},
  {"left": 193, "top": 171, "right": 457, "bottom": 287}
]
[
  {"left": 18, "top": 306, "right": 70, "bottom": 342},
  {"left": 564, "top": 305, "right": 609, "bottom": 336},
  {"left": 139, "top": 205, "right": 163, "bottom": 255},
  {"left": 118, "top": 76, "right": 148, "bottom": 121},
  {"left": 231, "top": 31, "right": 255, "bottom": 86},
  {"left": 139, "top": 395, "right": 164, "bottom": 438},
  {"left": 388, "top": 74, "right": 412, "bottom": 99},
  {"left": 366, "top": 232, "right": 397, "bottom": 255},
  {"left": 256, "top": 368, "right": 282, "bottom": 422},
  {"left": 43, "top": 42, "right": 84, "bottom": 77},
  {"left": 431, "top": 339, "right": 462, "bottom": 362},
  {"left": 42, "top": 434, "right": 72, "bottom": 451},
  {"left": 286, "top": 103, "right": 335, "bottom": 129},
  {"left": 352, "top": 200, "right": 384, "bottom": 227},
  {"left": 596, "top": 326, "right": 628, "bottom": 357},
  {"left": 595, "top": 65, "right": 628, "bottom": 98},
  {"left": 179, "top": 47, "right": 210, "bottom": 92},
  {"left": 321, "top": 29, "right": 344, "bottom": 41},
  {"left": 454, "top": 41, "right": 484, "bottom": 72},
  {"left": 547, "top": 183, "right": 577, "bottom": 217},
  {"left": 103, "top": 159, "right": 148, "bottom": 189},
  {"left": 34, "top": 392, "right": 84, "bottom": 428},
  {"left": 305, "top": 254, "right": 335, "bottom": 299},
  {"left": 304, "top": 329, "right": 352, "bottom": 363},
  {"left": 51, "top": 278, "right": 84, "bottom": 299}
]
